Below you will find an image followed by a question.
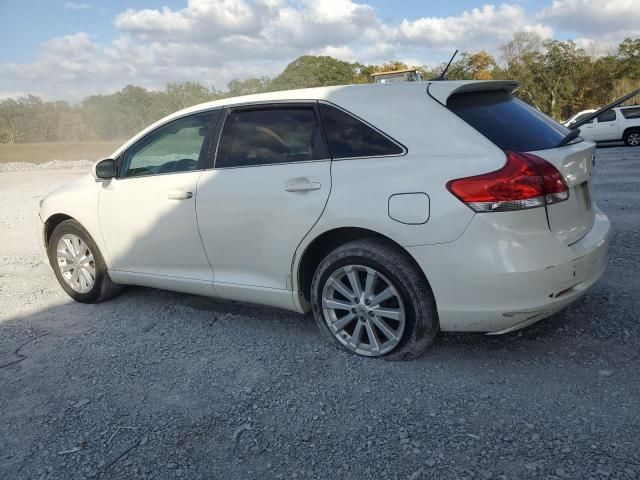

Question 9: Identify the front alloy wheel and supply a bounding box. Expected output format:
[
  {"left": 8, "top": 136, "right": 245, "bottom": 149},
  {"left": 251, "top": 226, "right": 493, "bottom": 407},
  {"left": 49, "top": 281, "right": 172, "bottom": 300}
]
[
  {"left": 56, "top": 234, "right": 96, "bottom": 293},
  {"left": 48, "top": 219, "right": 122, "bottom": 303}
]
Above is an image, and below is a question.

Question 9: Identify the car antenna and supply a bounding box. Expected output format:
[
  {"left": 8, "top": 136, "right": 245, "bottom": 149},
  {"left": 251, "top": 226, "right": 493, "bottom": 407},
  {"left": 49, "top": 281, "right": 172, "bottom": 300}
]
[{"left": 430, "top": 49, "right": 458, "bottom": 81}]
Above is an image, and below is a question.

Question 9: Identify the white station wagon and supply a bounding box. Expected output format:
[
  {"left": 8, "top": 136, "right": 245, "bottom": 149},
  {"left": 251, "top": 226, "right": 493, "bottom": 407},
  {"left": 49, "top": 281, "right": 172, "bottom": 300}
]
[{"left": 39, "top": 81, "right": 611, "bottom": 360}]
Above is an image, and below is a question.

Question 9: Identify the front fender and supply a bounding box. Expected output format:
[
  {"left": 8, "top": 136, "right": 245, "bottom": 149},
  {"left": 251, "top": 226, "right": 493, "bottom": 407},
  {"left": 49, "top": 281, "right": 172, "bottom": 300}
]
[{"left": 39, "top": 174, "right": 111, "bottom": 268}]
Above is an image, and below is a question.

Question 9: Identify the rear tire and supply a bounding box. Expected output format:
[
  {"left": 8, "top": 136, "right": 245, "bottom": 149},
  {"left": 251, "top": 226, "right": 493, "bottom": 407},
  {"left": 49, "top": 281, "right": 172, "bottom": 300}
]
[
  {"left": 310, "top": 238, "right": 438, "bottom": 360},
  {"left": 623, "top": 129, "right": 640, "bottom": 147},
  {"left": 48, "top": 219, "right": 123, "bottom": 303}
]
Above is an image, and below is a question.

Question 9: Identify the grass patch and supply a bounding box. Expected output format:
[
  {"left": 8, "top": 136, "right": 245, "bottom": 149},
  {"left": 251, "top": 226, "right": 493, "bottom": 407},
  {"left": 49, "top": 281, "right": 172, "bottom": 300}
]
[{"left": 0, "top": 141, "right": 124, "bottom": 164}]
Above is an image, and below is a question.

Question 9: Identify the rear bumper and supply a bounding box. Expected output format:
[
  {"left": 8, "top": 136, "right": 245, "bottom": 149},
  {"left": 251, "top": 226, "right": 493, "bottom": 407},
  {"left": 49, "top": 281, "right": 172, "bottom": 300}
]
[{"left": 407, "top": 205, "right": 611, "bottom": 333}]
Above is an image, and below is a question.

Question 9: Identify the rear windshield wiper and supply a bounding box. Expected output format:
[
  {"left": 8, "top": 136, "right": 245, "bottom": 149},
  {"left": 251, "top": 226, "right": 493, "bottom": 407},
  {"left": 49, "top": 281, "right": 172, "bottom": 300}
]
[{"left": 557, "top": 128, "right": 581, "bottom": 147}]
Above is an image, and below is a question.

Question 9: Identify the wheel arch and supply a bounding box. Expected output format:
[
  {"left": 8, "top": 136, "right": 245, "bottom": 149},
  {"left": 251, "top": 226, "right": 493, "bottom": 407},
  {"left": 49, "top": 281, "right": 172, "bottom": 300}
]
[
  {"left": 44, "top": 213, "right": 75, "bottom": 249},
  {"left": 623, "top": 126, "right": 640, "bottom": 141},
  {"left": 295, "top": 226, "right": 432, "bottom": 305}
]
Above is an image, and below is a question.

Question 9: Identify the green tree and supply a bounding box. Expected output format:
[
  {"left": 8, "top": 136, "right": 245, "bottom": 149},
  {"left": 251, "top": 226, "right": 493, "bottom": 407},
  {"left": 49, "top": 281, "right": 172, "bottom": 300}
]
[
  {"left": 372, "top": 60, "right": 410, "bottom": 73},
  {"left": 270, "top": 55, "right": 359, "bottom": 90},
  {"left": 3, "top": 41, "right": 640, "bottom": 144},
  {"left": 500, "top": 32, "right": 546, "bottom": 111},
  {"left": 618, "top": 38, "right": 640, "bottom": 79},
  {"left": 501, "top": 33, "right": 589, "bottom": 119},
  {"left": 0, "top": 98, "right": 25, "bottom": 143},
  {"left": 161, "top": 82, "right": 220, "bottom": 114},
  {"left": 80, "top": 94, "right": 122, "bottom": 140},
  {"left": 227, "top": 77, "right": 272, "bottom": 97},
  {"left": 369, "top": 61, "right": 430, "bottom": 80},
  {"left": 466, "top": 51, "right": 499, "bottom": 80},
  {"left": 440, "top": 51, "right": 499, "bottom": 80},
  {"left": 115, "top": 85, "right": 159, "bottom": 134},
  {"left": 571, "top": 54, "right": 618, "bottom": 113}
]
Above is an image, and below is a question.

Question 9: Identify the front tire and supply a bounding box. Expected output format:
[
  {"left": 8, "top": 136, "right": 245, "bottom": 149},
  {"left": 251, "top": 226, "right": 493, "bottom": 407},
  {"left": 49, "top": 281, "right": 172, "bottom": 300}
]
[
  {"left": 623, "top": 129, "right": 640, "bottom": 147},
  {"left": 310, "top": 238, "right": 438, "bottom": 360},
  {"left": 48, "top": 219, "right": 122, "bottom": 303}
]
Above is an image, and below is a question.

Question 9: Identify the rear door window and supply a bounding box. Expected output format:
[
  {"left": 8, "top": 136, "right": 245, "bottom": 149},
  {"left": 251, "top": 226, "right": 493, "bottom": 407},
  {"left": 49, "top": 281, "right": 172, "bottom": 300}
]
[
  {"left": 319, "top": 103, "right": 404, "bottom": 159},
  {"left": 447, "top": 91, "right": 571, "bottom": 151},
  {"left": 215, "top": 106, "right": 328, "bottom": 168}
]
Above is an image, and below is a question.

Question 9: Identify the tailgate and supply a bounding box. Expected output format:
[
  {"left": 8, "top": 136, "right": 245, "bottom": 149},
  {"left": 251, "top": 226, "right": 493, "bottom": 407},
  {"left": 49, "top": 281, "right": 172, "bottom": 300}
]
[
  {"left": 529, "top": 142, "right": 596, "bottom": 245},
  {"left": 444, "top": 84, "right": 598, "bottom": 246}
]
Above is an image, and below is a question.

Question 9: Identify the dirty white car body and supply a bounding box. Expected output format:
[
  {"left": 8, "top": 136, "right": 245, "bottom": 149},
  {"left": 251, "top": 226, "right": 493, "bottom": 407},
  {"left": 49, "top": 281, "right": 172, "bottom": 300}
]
[{"left": 39, "top": 80, "right": 611, "bottom": 358}]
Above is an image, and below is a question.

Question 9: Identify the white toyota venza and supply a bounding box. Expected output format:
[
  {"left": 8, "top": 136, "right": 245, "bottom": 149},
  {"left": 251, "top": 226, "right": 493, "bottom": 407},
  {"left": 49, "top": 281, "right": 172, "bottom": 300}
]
[{"left": 39, "top": 81, "right": 611, "bottom": 360}]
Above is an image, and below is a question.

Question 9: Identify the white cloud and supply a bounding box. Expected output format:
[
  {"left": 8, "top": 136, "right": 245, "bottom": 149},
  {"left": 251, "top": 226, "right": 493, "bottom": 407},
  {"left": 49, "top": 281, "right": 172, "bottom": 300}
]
[
  {"left": 396, "top": 4, "right": 552, "bottom": 49},
  {"left": 310, "top": 45, "right": 359, "bottom": 62},
  {"left": 539, "top": 0, "right": 639, "bottom": 41},
  {"left": 0, "top": 0, "right": 632, "bottom": 101},
  {"left": 64, "top": 2, "right": 92, "bottom": 10},
  {"left": 115, "top": 0, "right": 261, "bottom": 41},
  {"left": 262, "top": 0, "right": 379, "bottom": 50}
]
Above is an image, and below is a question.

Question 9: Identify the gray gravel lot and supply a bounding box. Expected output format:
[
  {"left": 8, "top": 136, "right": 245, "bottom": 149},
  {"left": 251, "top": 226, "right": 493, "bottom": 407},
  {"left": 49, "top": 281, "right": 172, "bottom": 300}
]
[{"left": 1, "top": 146, "right": 639, "bottom": 480}]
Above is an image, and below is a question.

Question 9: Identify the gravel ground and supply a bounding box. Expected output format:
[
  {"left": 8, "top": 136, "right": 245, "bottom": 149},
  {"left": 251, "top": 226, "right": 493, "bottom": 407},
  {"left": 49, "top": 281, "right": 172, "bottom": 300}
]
[{"left": 1, "top": 145, "right": 639, "bottom": 480}]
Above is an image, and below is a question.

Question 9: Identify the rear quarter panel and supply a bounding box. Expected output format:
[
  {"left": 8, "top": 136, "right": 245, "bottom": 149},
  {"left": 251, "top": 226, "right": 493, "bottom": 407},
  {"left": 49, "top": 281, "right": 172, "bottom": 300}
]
[
  {"left": 292, "top": 84, "right": 510, "bottom": 296},
  {"left": 621, "top": 115, "right": 640, "bottom": 137},
  {"left": 301, "top": 83, "right": 508, "bottom": 248}
]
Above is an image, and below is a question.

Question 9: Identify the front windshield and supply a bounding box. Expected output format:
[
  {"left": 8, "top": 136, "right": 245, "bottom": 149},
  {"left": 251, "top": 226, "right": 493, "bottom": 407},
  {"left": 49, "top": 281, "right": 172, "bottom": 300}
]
[{"left": 569, "top": 112, "right": 594, "bottom": 125}]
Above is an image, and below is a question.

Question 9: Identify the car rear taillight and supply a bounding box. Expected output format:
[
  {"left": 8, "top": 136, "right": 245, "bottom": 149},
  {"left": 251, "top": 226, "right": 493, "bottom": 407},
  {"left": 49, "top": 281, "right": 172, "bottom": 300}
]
[{"left": 446, "top": 151, "right": 569, "bottom": 213}]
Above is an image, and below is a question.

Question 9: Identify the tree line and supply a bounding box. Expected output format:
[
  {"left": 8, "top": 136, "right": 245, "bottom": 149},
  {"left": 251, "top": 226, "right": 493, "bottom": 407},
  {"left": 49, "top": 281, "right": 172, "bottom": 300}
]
[{"left": 0, "top": 33, "right": 638, "bottom": 144}]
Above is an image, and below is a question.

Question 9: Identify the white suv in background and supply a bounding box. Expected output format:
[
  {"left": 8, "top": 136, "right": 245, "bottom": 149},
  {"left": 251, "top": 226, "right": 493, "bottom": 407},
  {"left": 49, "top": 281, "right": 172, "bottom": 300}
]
[
  {"left": 565, "top": 106, "right": 640, "bottom": 146},
  {"left": 39, "top": 81, "right": 611, "bottom": 360}
]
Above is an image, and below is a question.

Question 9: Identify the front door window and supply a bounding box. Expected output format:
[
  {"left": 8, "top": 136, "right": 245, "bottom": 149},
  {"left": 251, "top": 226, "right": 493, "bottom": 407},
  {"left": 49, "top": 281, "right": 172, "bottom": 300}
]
[{"left": 122, "top": 111, "right": 215, "bottom": 177}]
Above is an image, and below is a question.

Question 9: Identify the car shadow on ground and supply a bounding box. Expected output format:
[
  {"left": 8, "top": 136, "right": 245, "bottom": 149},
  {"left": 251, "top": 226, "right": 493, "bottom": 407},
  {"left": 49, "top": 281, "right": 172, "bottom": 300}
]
[
  {"left": 2, "top": 248, "right": 638, "bottom": 479},
  {"left": 1, "top": 282, "right": 637, "bottom": 480},
  {"left": 595, "top": 141, "right": 625, "bottom": 148},
  {"left": 1, "top": 277, "right": 628, "bottom": 373}
]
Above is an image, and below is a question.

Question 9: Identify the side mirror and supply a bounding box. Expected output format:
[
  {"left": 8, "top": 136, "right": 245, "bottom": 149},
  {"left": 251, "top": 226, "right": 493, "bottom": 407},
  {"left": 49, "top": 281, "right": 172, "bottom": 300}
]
[{"left": 93, "top": 158, "right": 116, "bottom": 180}]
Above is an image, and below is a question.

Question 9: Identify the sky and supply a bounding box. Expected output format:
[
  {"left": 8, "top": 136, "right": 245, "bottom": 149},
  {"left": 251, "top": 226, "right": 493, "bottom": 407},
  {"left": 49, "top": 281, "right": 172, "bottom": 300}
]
[{"left": 0, "top": 0, "right": 637, "bottom": 101}]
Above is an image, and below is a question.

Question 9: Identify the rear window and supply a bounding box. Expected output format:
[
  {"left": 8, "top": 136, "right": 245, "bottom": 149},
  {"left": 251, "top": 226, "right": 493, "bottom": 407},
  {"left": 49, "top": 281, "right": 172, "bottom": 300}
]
[
  {"left": 447, "top": 91, "right": 571, "bottom": 151},
  {"left": 319, "top": 103, "right": 404, "bottom": 159},
  {"left": 621, "top": 107, "right": 640, "bottom": 119}
]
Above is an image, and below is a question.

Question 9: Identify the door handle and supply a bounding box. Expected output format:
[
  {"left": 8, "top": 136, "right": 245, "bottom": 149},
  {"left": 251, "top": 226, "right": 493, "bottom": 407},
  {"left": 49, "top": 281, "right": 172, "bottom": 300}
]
[
  {"left": 285, "top": 178, "right": 321, "bottom": 192},
  {"left": 285, "top": 182, "right": 321, "bottom": 192},
  {"left": 167, "top": 189, "right": 193, "bottom": 200}
]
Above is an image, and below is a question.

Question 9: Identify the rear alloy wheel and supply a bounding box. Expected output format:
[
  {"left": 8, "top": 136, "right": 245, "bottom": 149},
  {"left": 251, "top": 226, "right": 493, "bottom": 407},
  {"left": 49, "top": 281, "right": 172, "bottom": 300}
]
[
  {"left": 624, "top": 130, "right": 640, "bottom": 147},
  {"left": 311, "top": 238, "right": 438, "bottom": 360},
  {"left": 322, "top": 265, "right": 405, "bottom": 356}
]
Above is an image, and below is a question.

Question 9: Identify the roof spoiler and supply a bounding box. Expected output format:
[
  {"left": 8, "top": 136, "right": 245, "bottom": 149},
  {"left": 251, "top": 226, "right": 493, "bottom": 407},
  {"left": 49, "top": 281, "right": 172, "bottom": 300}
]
[{"left": 427, "top": 80, "right": 519, "bottom": 105}]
